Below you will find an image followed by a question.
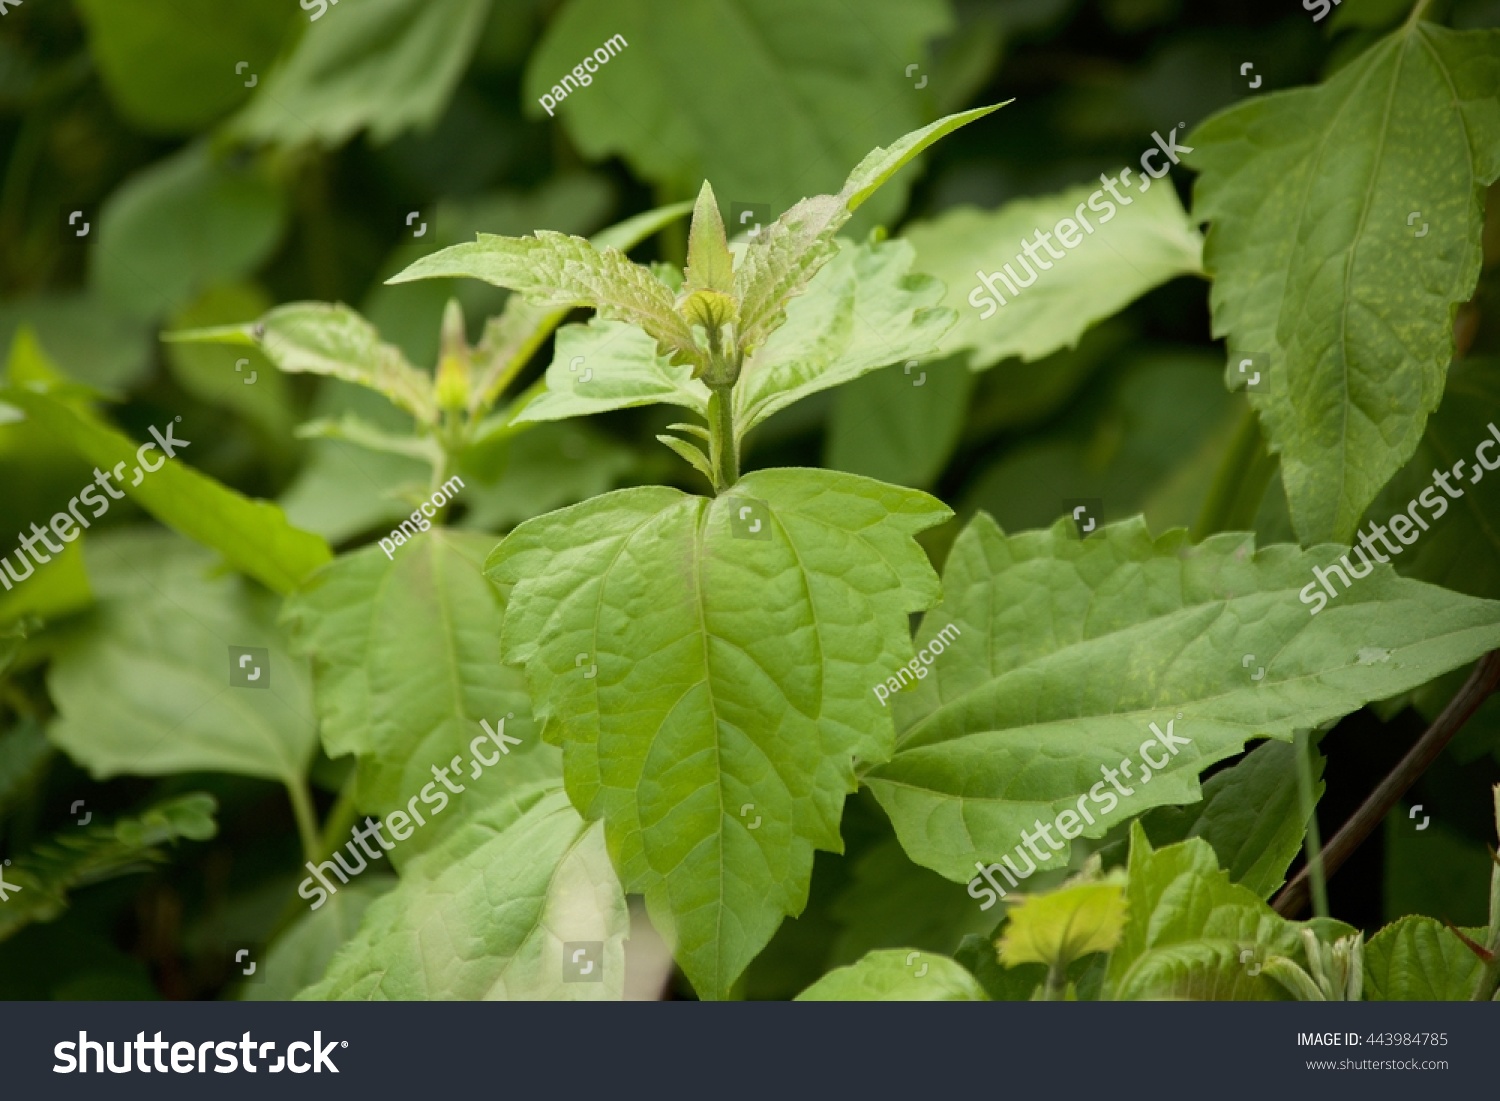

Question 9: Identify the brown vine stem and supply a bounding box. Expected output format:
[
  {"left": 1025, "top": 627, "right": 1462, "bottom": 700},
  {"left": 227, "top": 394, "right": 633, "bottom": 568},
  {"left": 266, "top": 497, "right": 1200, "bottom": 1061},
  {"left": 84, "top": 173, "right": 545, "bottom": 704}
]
[{"left": 1274, "top": 650, "right": 1500, "bottom": 918}]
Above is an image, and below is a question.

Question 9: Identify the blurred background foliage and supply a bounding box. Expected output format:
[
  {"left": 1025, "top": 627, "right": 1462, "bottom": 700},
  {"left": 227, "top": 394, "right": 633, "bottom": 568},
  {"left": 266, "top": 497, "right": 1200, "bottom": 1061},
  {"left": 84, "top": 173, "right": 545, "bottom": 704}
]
[{"left": 1, "top": 0, "right": 1498, "bottom": 999}]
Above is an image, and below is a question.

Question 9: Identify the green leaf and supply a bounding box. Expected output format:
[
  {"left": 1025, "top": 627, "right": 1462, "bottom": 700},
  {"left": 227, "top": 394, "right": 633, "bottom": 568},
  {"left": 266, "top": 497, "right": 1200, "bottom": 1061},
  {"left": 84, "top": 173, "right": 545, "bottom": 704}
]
[
  {"left": 1188, "top": 22, "right": 1500, "bottom": 542},
  {"left": 0, "top": 295, "right": 151, "bottom": 389},
  {"left": 526, "top": 0, "right": 958, "bottom": 231},
  {"left": 733, "top": 238, "right": 955, "bottom": 437},
  {"left": 2, "top": 333, "right": 332, "bottom": 595},
  {"left": 1142, "top": 738, "right": 1324, "bottom": 900},
  {"left": 735, "top": 104, "right": 1002, "bottom": 356},
  {"left": 466, "top": 200, "right": 693, "bottom": 414},
  {"left": 458, "top": 421, "right": 639, "bottom": 533},
  {"left": 1384, "top": 810, "right": 1492, "bottom": 928},
  {"left": 75, "top": 0, "right": 289, "bottom": 133},
  {"left": 685, "top": 181, "right": 734, "bottom": 296},
  {"left": 300, "top": 784, "right": 628, "bottom": 1000},
  {"left": 168, "top": 302, "right": 438, "bottom": 426},
  {"left": 232, "top": 0, "right": 493, "bottom": 146},
  {"left": 0, "top": 539, "right": 92, "bottom": 627},
  {"left": 388, "top": 230, "right": 702, "bottom": 372},
  {"left": 999, "top": 876, "right": 1127, "bottom": 971},
  {"left": 863, "top": 514, "right": 1500, "bottom": 882},
  {"left": 283, "top": 531, "right": 558, "bottom": 852},
  {"left": 795, "top": 948, "right": 988, "bottom": 1001},
  {"left": 1108, "top": 825, "right": 1353, "bottom": 1000},
  {"left": 511, "top": 319, "right": 709, "bottom": 428},
  {"left": 1364, "top": 915, "right": 1486, "bottom": 1000},
  {"left": 91, "top": 144, "right": 286, "bottom": 320},
  {"left": 243, "top": 879, "right": 393, "bottom": 1001},
  {"left": 487, "top": 469, "right": 950, "bottom": 998},
  {"left": 47, "top": 532, "right": 317, "bottom": 786},
  {"left": 903, "top": 177, "right": 1202, "bottom": 369},
  {"left": 0, "top": 718, "right": 51, "bottom": 818},
  {"left": 164, "top": 284, "right": 296, "bottom": 443},
  {"left": 0, "top": 794, "right": 217, "bottom": 943},
  {"left": 827, "top": 836, "right": 998, "bottom": 967},
  {"left": 960, "top": 349, "right": 1235, "bottom": 538},
  {"left": 826, "top": 354, "right": 976, "bottom": 490}
]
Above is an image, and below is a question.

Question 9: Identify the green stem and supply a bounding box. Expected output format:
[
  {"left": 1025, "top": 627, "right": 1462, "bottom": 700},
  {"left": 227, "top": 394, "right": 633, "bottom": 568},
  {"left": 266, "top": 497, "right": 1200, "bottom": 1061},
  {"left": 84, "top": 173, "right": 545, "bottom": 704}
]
[
  {"left": 1042, "top": 962, "right": 1067, "bottom": 1000},
  {"left": 1406, "top": 0, "right": 1438, "bottom": 28},
  {"left": 707, "top": 387, "right": 739, "bottom": 492},
  {"left": 285, "top": 779, "right": 320, "bottom": 866},
  {"left": 313, "top": 779, "right": 362, "bottom": 864},
  {"left": 1192, "top": 406, "right": 1275, "bottom": 540},
  {"left": 267, "top": 777, "right": 361, "bottom": 944},
  {"left": 1294, "top": 730, "right": 1330, "bottom": 920},
  {"left": 1473, "top": 786, "right": 1500, "bottom": 1001}
]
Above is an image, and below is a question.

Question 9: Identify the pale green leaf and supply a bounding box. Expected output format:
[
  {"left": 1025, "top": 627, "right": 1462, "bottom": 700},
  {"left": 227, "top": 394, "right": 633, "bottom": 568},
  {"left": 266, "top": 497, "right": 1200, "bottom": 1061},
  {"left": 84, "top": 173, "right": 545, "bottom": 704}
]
[
  {"left": 91, "top": 144, "right": 286, "bottom": 320},
  {"left": 1109, "top": 825, "right": 1354, "bottom": 1000},
  {"left": 1142, "top": 738, "right": 1324, "bottom": 900},
  {"left": 511, "top": 319, "right": 710, "bottom": 428},
  {"left": 487, "top": 469, "right": 951, "bottom": 999},
  {"left": 1188, "top": 23, "right": 1500, "bottom": 541},
  {"left": 2, "top": 333, "right": 332, "bottom": 595},
  {"left": 863, "top": 514, "right": 1500, "bottom": 882},
  {"left": 301, "top": 784, "right": 628, "bottom": 1000},
  {"left": 48, "top": 532, "right": 318, "bottom": 786},
  {"left": 735, "top": 104, "right": 1002, "bottom": 355},
  {"left": 685, "top": 181, "right": 734, "bottom": 295},
  {"left": 167, "top": 302, "right": 438, "bottom": 426},
  {"left": 733, "top": 238, "right": 955, "bottom": 436},
  {"left": 388, "top": 230, "right": 702, "bottom": 371},
  {"left": 904, "top": 177, "right": 1202, "bottom": 369},
  {"left": 795, "top": 948, "right": 988, "bottom": 1001},
  {"left": 468, "top": 200, "right": 693, "bottom": 414},
  {"left": 284, "top": 532, "right": 558, "bottom": 852},
  {"left": 232, "top": 0, "right": 493, "bottom": 146},
  {"left": 243, "top": 879, "right": 394, "bottom": 1001},
  {"left": 1364, "top": 915, "right": 1486, "bottom": 1000},
  {"left": 999, "top": 877, "right": 1127, "bottom": 971},
  {"left": 164, "top": 284, "right": 296, "bottom": 444}
]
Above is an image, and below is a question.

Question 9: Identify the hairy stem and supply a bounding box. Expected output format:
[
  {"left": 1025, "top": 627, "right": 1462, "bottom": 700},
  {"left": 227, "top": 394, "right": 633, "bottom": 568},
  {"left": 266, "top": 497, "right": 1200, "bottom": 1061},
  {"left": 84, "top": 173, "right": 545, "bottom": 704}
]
[
  {"left": 1274, "top": 651, "right": 1500, "bottom": 917},
  {"left": 707, "top": 387, "right": 739, "bottom": 491}
]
